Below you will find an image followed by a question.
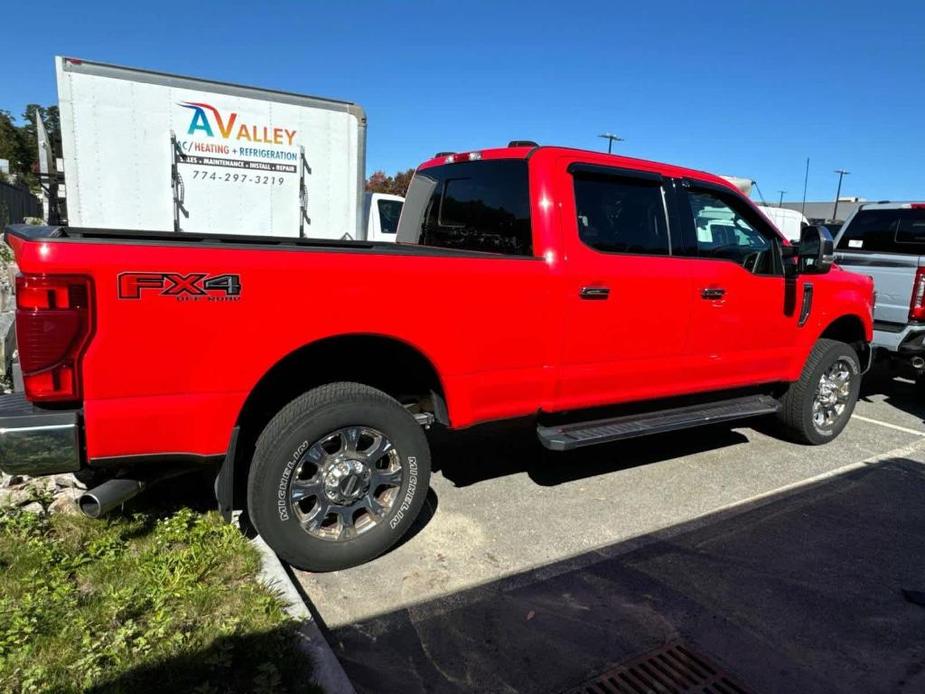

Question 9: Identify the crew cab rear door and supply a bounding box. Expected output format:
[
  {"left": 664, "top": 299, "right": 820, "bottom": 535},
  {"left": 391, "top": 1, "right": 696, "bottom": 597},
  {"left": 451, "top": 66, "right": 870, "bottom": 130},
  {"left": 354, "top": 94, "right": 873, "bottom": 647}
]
[{"left": 553, "top": 162, "right": 698, "bottom": 409}]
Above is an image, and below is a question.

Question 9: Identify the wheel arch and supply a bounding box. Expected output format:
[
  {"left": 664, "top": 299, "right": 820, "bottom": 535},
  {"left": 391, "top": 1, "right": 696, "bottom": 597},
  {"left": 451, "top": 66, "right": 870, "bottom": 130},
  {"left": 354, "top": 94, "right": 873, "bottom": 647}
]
[
  {"left": 818, "top": 313, "right": 870, "bottom": 369},
  {"left": 229, "top": 333, "right": 448, "bottom": 508}
]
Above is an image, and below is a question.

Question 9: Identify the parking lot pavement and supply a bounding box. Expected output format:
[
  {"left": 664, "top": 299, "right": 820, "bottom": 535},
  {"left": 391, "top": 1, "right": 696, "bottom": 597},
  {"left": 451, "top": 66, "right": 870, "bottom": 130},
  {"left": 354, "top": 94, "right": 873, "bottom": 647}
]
[{"left": 294, "top": 370, "right": 925, "bottom": 692}]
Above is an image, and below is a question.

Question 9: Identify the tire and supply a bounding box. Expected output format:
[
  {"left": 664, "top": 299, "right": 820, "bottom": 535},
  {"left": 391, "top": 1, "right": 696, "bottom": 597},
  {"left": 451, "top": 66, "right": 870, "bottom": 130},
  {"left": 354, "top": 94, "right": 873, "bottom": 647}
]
[
  {"left": 777, "top": 338, "right": 861, "bottom": 445},
  {"left": 247, "top": 382, "right": 431, "bottom": 571}
]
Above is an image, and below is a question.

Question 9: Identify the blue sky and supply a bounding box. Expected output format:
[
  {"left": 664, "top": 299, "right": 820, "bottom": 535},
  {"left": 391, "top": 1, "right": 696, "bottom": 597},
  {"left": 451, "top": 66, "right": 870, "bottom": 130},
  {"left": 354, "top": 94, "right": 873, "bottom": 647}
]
[{"left": 3, "top": 0, "right": 923, "bottom": 201}]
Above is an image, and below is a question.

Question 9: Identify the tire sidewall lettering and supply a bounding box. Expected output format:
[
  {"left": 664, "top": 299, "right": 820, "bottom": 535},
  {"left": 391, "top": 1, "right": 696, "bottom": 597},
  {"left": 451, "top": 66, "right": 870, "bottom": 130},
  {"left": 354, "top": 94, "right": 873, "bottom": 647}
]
[
  {"left": 389, "top": 456, "right": 418, "bottom": 530},
  {"left": 277, "top": 439, "right": 310, "bottom": 522}
]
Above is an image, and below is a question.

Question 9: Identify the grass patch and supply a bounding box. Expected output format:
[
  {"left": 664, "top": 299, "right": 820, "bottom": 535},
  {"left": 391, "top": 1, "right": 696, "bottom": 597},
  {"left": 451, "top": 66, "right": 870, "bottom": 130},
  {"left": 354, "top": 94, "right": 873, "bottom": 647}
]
[{"left": 0, "top": 506, "right": 319, "bottom": 693}]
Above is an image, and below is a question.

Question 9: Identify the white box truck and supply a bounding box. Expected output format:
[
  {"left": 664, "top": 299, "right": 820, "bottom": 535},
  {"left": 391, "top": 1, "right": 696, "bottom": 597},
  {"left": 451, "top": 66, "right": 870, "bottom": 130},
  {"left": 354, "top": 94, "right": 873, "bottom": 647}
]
[{"left": 54, "top": 56, "right": 388, "bottom": 240}]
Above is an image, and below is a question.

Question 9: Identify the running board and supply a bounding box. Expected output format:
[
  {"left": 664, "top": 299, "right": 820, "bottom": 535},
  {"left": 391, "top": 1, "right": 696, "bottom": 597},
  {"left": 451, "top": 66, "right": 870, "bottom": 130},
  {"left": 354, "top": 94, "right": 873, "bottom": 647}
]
[{"left": 537, "top": 395, "right": 781, "bottom": 451}]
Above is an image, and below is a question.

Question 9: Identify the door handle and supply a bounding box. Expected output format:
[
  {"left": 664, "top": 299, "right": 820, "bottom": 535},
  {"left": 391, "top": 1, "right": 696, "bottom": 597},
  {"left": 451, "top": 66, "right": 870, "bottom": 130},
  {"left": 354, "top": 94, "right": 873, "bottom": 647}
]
[
  {"left": 700, "top": 287, "right": 726, "bottom": 300},
  {"left": 579, "top": 286, "right": 610, "bottom": 300}
]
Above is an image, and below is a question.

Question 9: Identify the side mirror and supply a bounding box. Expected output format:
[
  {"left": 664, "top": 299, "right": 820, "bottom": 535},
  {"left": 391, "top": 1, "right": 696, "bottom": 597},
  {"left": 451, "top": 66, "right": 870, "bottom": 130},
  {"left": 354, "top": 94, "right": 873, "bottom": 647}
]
[{"left": 797, "top": 225, "right": 835, "bottom": 274}]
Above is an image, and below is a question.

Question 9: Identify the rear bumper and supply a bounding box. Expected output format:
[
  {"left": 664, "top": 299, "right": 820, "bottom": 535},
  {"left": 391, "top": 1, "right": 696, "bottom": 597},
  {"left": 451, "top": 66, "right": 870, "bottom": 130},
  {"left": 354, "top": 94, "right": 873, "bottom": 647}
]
[
  {"left": 0, "top": 393, "right": 81, "bottom": 476},
  {"left": 872, "top": 323, "right": 925, "bottom": 354}
]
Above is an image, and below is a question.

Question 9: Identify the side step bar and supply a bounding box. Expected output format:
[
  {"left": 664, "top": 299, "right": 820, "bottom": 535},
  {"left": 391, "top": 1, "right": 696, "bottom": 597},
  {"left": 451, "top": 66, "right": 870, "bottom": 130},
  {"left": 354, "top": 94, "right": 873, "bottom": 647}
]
[{"left": 537, "top": 394, "right": 781, "bottom": 451}]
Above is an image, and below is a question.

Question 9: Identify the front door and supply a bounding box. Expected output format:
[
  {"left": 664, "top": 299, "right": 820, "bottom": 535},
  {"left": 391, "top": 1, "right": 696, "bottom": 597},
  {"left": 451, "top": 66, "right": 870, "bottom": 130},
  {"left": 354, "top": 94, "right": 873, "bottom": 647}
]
[{"left": 678, "top": 182, "right": 802, "bottom": 388}]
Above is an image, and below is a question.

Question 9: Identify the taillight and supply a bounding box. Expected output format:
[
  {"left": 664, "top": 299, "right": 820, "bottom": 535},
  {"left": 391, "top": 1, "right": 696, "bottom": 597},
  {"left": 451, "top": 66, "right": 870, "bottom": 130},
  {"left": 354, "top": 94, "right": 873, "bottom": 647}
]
[
  {"left": 15, "top": 274, "right": 94, "bottom": 402},
  {"left": 911, "top": 267, "right": 925, "bottom": 322}
]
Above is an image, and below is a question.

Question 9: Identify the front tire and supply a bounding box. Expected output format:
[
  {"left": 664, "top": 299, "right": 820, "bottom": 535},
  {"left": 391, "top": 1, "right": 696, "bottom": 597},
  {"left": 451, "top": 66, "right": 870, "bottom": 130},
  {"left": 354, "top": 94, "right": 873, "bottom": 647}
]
[
  {"left": 247, "top": 382, "right": 431, "bottom": 571},
  {"left": 777, "top": 338, "right": 861, "bottom": 445}
]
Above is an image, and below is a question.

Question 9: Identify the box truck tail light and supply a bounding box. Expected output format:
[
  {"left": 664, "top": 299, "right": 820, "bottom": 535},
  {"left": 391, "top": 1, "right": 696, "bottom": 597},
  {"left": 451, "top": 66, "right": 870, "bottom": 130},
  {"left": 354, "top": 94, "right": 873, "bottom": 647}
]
[
  {"left": 16, "top": 275, "right": 94, "bottom": 402},
  {"left": 911, "top": 267, "right": 925, "bottom": 322}
]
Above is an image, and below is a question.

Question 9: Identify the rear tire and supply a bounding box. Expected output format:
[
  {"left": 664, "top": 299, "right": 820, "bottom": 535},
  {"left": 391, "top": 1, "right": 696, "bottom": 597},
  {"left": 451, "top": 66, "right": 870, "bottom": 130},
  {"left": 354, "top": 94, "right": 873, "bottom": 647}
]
[
  {"left": 247, "top": 382, "right": 431, "bottom": 571},
  {"left": 777, "top": 338, "right": 861, "bottom": 445}
]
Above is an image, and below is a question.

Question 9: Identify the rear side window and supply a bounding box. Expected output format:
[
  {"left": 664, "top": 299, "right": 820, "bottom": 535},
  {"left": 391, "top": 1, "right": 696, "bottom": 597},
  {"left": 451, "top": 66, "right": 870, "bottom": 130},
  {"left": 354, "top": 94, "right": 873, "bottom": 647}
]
[
  {"left": 397, "top": 160, "right": 532, "bottom": 256},
  {"left": 573, "top": 174, "right": 669, "bottom": 255},
  {"left": 839, "top": 209, "right": 925, "bottom": 253}
]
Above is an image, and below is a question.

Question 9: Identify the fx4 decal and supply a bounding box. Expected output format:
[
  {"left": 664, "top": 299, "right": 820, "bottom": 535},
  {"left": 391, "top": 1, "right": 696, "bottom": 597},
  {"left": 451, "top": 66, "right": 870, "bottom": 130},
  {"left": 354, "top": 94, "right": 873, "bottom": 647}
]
[{"left": 118, "top": 272, "right": 241, "bottom": 301}]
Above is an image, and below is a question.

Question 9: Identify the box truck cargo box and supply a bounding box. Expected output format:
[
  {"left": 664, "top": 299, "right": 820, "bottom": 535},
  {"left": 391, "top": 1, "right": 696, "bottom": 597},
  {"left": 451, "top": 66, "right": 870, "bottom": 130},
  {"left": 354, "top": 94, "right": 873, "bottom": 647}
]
[{"left": 56, "top": 57, "right": 367, "bottom": 239}]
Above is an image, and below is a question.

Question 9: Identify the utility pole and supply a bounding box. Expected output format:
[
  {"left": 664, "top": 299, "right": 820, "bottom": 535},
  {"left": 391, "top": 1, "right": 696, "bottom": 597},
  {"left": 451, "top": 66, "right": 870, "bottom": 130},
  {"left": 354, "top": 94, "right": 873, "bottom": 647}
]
[
  {"left": 598, "top": 133, "right": 624, "bottom": 154},
  {"left": 801, "top": 158, "right": 810, "bottom": 216},
  {"left": 777, "top": 190, "right": 787, "bottom": 207},
  {"left": 832, "top": 169, "right": 850, "bottom": 222}
]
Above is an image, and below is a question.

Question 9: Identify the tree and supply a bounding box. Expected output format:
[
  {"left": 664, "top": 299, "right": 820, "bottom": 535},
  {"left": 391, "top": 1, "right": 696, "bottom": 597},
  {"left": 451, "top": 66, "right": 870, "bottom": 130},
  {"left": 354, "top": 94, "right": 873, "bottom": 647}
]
[
  {"left": 0, "top": 111, "right": 20, "bottom": 181},
  {"left": 365, "top": 168, "right": 415, "bottom": 196},
  {"left": 0, "top": 105, "right": 61, "bottom": 191}
]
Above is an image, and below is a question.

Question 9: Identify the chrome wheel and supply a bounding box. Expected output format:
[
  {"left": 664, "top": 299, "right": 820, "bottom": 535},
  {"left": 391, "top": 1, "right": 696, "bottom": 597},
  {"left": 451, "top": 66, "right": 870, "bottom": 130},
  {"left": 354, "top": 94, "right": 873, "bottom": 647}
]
[
  {"left": 289, "top": 427, "right": 402, "bottom": 542},
  {"left": 813, "top": 358, "right": 853, "bottom": 430}
]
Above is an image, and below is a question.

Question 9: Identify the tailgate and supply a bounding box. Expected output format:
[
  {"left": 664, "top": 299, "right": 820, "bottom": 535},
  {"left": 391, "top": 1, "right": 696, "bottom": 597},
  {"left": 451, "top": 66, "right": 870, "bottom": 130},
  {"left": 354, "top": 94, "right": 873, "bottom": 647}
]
[{"left": 836, "top": 250, "right": 921, "bottom": 325}]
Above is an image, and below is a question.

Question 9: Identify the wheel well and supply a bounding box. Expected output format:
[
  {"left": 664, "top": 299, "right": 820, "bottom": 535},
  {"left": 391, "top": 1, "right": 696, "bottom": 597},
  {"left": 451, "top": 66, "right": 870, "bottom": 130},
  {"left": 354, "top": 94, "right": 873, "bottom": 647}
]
[
  {"left": 229, "top": 335, "right": 446, "bottom": 508},
  {"left": 820, "top": 315, "right": 869, "bottom": 363}
]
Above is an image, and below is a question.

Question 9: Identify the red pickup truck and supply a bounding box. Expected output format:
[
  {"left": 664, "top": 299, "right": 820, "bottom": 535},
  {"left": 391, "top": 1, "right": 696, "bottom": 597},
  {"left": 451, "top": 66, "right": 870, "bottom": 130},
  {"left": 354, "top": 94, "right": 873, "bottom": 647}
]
[{"left": 0, "top": 144, "right": 873, "bottom": 570}]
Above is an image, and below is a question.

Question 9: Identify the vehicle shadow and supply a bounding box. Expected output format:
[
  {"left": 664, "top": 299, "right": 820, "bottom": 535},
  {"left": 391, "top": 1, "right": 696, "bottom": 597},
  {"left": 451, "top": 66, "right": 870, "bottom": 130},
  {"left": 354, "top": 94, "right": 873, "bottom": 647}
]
[
  {"left": 81, "top": 456, "right": 925, "bottom": 694},
  {"left": 328, "top": 455, "right": 925, "bottom": 694},
  {"left": 860, "top": 362, "right": 925, "bottom": 423},
  {"left": 84, "top": 624, "right": 319, "bottom": 694},
  {"left": 429, "top": 418, "right": 751, "bottom": 488}
]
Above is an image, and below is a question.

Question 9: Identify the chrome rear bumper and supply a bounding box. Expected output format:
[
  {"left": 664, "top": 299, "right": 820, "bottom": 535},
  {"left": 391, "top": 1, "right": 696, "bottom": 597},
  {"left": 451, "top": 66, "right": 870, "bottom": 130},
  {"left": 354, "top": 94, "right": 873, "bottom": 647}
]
[{"left": 0, "top": 393, "right": 81, "bottom": 475}]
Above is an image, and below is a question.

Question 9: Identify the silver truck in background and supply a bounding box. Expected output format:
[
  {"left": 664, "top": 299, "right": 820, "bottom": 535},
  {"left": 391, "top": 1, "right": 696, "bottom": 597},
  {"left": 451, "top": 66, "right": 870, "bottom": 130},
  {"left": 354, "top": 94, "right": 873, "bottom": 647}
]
[{"left": 834, "top": 202, "right": 925, "bottom": 383}]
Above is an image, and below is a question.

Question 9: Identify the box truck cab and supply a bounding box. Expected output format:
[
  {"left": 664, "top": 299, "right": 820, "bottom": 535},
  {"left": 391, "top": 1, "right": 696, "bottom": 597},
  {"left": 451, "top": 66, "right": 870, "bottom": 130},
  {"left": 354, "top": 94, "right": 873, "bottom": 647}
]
[{"left": 363, "top": 193, "right": 404, "bottom": 242}]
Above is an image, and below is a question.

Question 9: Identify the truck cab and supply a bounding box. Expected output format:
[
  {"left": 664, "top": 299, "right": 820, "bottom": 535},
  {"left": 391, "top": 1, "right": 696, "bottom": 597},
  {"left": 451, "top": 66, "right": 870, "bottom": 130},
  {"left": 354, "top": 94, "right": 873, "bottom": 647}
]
[{"left": 363, "top": 192, "right": 404, "bottom": 242}]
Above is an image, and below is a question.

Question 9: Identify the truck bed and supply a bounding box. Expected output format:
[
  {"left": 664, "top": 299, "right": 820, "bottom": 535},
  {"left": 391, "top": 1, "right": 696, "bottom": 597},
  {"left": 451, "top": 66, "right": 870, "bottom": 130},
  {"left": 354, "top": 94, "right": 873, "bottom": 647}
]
[{"left": 6, "top": 224, "right": 498, "bottom": 259}]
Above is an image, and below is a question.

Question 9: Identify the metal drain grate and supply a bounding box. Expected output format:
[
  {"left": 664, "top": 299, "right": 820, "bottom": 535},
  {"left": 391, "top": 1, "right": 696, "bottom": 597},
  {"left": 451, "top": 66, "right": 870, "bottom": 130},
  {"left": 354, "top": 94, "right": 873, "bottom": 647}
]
[{"left": 563, "top": 642, "right": 751, "bottom": 694}]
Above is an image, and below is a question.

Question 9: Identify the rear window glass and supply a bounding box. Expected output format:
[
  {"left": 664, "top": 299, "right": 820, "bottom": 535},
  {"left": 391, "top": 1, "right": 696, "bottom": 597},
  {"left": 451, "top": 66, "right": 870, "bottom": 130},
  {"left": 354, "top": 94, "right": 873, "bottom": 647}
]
[
  {"left": 397, "top": 160, "right": 532, "bottom": 256},
  {"left": 838, "top": 208, "right": 925, "bottom": 253}
]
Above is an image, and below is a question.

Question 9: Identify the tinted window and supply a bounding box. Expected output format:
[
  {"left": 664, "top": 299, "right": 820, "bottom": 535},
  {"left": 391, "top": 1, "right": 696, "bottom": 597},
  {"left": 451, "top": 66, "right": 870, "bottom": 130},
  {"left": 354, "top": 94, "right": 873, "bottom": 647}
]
[
  {"left": 377, "top": 199, "right": 402, "bottom": 234},
  {"left": 839, "top": 209, "right": 925, "bottom": 253},
  {"left": 573, "top": 175, "right": 668, "bottom": 255},
  {"left": 396, "top": 160, "right": 531, "bottom": 255},
  {"left": 687, "top": 190, "right": 777, "bottom": 274}
]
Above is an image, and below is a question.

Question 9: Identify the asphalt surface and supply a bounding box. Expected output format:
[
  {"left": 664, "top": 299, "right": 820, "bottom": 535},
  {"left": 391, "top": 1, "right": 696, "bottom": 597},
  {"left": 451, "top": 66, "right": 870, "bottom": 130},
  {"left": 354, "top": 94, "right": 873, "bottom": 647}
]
[{"left": 295, "top": 367, "right": 925, "bottom": 693}]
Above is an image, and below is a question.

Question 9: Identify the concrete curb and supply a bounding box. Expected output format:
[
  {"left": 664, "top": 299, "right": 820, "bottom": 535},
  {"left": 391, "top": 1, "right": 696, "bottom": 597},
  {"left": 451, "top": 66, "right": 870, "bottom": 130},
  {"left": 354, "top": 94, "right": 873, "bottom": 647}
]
[{"left": 251, "top": 533, "right": 356, "bottom": 694}]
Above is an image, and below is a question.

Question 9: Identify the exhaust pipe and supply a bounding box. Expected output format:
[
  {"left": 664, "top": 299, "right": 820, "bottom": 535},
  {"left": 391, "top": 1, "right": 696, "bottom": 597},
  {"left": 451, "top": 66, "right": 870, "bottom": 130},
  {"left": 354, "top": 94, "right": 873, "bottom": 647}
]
[
  {"left": 79, "top": 467, "right": 194, "bottom": 518},
  {"left": 913, "top": 356, "right": 925, "bottom": 371},
  {"left": 79, "top": 478, "right": 148, "bottom": 518}
]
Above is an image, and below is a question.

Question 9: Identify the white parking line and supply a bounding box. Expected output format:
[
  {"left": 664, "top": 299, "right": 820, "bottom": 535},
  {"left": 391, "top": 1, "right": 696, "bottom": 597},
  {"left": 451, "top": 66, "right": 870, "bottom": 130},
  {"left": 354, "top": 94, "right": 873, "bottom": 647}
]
[{"left": 852, "top": 414, "right": 925, "bottom": 437}]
